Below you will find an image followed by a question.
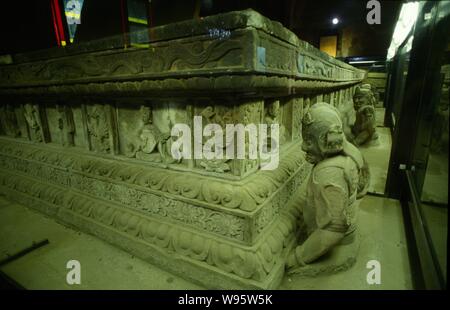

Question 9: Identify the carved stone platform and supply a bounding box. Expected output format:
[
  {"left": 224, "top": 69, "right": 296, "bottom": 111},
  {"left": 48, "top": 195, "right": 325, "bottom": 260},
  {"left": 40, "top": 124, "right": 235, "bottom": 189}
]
[{"left": 0, "top": 9, "right": 364, "bottom": 288}]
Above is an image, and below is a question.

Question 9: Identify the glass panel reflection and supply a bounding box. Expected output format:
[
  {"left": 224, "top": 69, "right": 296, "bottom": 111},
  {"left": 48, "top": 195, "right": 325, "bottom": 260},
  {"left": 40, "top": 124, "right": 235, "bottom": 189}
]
[{"left": 420, "top": 44, "right": 449, "bottom": 282}]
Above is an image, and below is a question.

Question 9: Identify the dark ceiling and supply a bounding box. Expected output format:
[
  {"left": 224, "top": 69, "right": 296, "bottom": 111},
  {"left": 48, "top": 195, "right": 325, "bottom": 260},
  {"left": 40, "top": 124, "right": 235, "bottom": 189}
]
[{"left": 0, "top": 0, "right": 401, "bottom": 57}]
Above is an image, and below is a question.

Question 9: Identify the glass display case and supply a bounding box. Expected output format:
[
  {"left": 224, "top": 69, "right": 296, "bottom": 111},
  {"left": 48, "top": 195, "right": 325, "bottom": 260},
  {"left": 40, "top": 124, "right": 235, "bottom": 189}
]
[{"left": 385, "top": 0, "right": 449, "bottom": 289}]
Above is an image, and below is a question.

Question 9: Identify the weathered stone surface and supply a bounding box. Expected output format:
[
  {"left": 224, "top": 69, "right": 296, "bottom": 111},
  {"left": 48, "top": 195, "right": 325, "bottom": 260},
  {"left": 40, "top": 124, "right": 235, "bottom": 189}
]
[
  {"left": 0, "top": 10, "right": 365, "bottom": 288},
  {"left": 286, "top": 103, "right": 369, "bottom": 275},
  {"left": 287, "top": 233, "right": 361, "bottom": 277},
  {"left": 351, "top": 85, "right": 379, "bottom": 146},
  {"left": 0, "top": 9, "right": 364, "bottom": 96},
  {"left": 363, "top": 72, "right": 387, "bottom": 106}
]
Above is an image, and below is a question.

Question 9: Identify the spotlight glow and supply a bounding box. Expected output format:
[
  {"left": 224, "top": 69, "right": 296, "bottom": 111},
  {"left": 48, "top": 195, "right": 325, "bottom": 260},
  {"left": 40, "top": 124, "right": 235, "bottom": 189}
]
[
  {"left": 386, "top": 1, "right": 420, "bottom": 60},
  {"left": 332, "top": 17, "right": 339, "bottom": 25}
]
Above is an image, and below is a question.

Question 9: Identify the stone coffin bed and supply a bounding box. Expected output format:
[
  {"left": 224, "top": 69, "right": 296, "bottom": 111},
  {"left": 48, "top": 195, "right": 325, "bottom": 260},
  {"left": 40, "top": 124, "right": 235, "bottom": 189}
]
[{"left": 0, "top": 9, "right": 364, "bottom": 289}]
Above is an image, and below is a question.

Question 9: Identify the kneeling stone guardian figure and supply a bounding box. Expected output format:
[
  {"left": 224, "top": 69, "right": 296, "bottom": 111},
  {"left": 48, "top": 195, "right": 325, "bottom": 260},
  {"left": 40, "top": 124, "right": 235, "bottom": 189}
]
[{"left": 287, "top": 103, "right": 369, "bottom": 274}]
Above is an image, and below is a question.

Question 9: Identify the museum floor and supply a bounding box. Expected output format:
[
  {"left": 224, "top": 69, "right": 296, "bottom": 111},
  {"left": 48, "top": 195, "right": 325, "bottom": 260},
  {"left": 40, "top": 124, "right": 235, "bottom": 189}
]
[
  {"left": 0, "top": 193, "right": 412, "bottom": 290},
  {"left": 0, "top": 111, "right": 415, "bottom": 290}
]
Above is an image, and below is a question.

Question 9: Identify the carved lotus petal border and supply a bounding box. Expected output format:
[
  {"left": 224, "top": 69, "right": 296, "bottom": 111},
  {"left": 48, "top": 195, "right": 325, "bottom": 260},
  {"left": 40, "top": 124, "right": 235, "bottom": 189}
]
[
  {"left": 0, "top": 139, "right": 305, "bottom": 213},
  {"left": 0, "top": 169, "right": 300, "bottom": 285}
]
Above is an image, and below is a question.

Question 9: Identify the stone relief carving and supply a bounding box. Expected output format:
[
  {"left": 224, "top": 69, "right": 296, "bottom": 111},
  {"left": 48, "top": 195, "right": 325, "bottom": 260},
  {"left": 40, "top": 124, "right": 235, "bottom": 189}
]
[
  {"left": 0, "top": 154, "right": 70, "bottom": 187},
  {"left": 71, "top": 174, "right": 245, "bottom": 240},
  {"left": 301, "top": 55, "right": 333, "bottom": 78},
  {"left": 23, "top": 103, "right": 43, "bottom": 142},
  {"left": 57, "top": 105, "right": 75, "bottom": 146},
  {"left": 86, "top": 104, "right": 110, "bottom": 153},
  {"left": 241, "top": 101, "right": 262, "bottom": 174},
  {"left": 126, "top": 105, "right": 176, "bottom": 164},
  {"left": 198, "top": 105, "right": 233, "bottom": 173},
  {"left": 0, "top": 35, "right": 244, "bottom": 87},
  {"left": 292, "top": 97, "right": 303, "bottom": 141},
  {"left": 0, "top": 146, "right": 246, "bottom": 240},
  {"left": 261, "top": 37, "right": 296, "bottom": 72},
  {"left": 0, "top": 75, "right": 363, "bottom": 98},
  {"left": 0, "top": 167, "right": 296, "bottom": 284},
  {"left": 264, "top": 100, "right": 287, "bottom": 151},
  {"left": 299, "top": 50, "right": 356, "bottom": 80},
  {"left": 0, "top": 49, "right": 364, "bottom": 100},
  {"left": 304, "top": 56, "right": 316, "bottom": 75},
  {"left": 254, "top": 162, "right": 311, "bottom": 235},
  {"left": 199, "top": 159, "right": 230, "bottom": 173},
  {"left": 0, "top": 146, "right": 308, "bottom": 244},
  {"left": 0, "top": 138, "right": 305, "bottom": 220},
  {"left": 0, "top": 104, "right": 21, "bottom": 137},
  {"left": 33, "top": 56, "right": 112, "bottom": 81},
  {"left": 286, "top": 103, "right": 369, "bottom": 275},
  {"left": 165, "top": 39, "right": 243, "bottom": 70}
]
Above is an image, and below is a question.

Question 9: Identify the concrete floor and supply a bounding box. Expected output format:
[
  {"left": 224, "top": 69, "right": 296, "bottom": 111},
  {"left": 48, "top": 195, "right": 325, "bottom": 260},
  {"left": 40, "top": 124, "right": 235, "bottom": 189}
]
[
  {"left": 280, "top": 195, "right": 413, "bottom": 290},
  {"left": 353, "top": 107, "right": 392, "bottom": 195},
  {"left": 0, "top": 192, "right": 413, "bottom": 290},
  {"left": 0, "top": 195, "right": 202, "bottom": 290},
  {"left": 359, "top": 127, "right": 391, "bottom": 195},
  {"left": 375, "top": 107, "right": 386, "bottom": 128}
]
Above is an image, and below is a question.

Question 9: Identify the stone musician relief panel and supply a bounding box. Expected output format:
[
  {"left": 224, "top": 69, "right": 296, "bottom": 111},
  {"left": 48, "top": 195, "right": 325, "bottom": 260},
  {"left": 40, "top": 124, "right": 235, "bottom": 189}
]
[
  {"left": 0, "top": 98, "right": 303, "bottom": 177},
  {"left": 1, "top": 103, "right": 77, "bottom": 145},
  {"left": 85, "top": 104, "right": 117, "bottom": 154},
  {"left": 263, "top": 99, "right": 288, "bottom": 148},
  {"left": 235, "top": 100, "right": 263, "bottom": 176},
  {"left": 69, "top": 105, "right": 88, "bottom": 149},
  {"left": 0, "top": 104, "right": 21, "bottom": 138},
  {"left": 193, "top": 102, "right": 236, "bottom": 174},
  {"left": 291, "top": 97, "right": 304, "bottom": 141},
  {"left": 47, "top": 103, "right": 88, "bottom": 149},
  {"left": 23, "top": 103, "right": 46, "bottom": 142},
  {"left": 1, "top": 96, "right": 308, "bottom": 179},
  {"left": 117, "top": 101, "right": 187, "bottom": 166},
  {"left": 45, "top": 104, "right": 77, "bottom": 146}
]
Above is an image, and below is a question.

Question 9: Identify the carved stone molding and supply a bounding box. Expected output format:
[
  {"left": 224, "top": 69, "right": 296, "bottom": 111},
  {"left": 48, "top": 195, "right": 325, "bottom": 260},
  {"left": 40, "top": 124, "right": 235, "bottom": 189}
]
[
  {"left": 0, "top": 11, "right": 364, "bottom": 98},
  {"left": 0, "top": 166, "right": 301, "bottom": 289},
  {"left": 0, "top": 138, "right": 309, "bottom": 244},
  {"left": 0, "top": 75, "right": 363, "bottom": 98}
]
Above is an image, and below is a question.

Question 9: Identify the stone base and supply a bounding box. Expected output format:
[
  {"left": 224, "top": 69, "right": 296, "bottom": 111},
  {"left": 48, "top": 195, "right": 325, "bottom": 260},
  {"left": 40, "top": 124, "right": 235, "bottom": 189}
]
[
  {"left": 0, "top": 179, "right": 301, "bottom": 289},
  {"left": 0, "top": 138, "right": 310, "bottom": 289}
]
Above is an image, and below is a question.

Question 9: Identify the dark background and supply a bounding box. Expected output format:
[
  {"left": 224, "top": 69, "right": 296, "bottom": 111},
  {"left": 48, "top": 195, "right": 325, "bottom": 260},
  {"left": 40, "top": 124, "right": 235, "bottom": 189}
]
[{"left": 0, "top": 0, "right": 401, "bottom": 58}]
